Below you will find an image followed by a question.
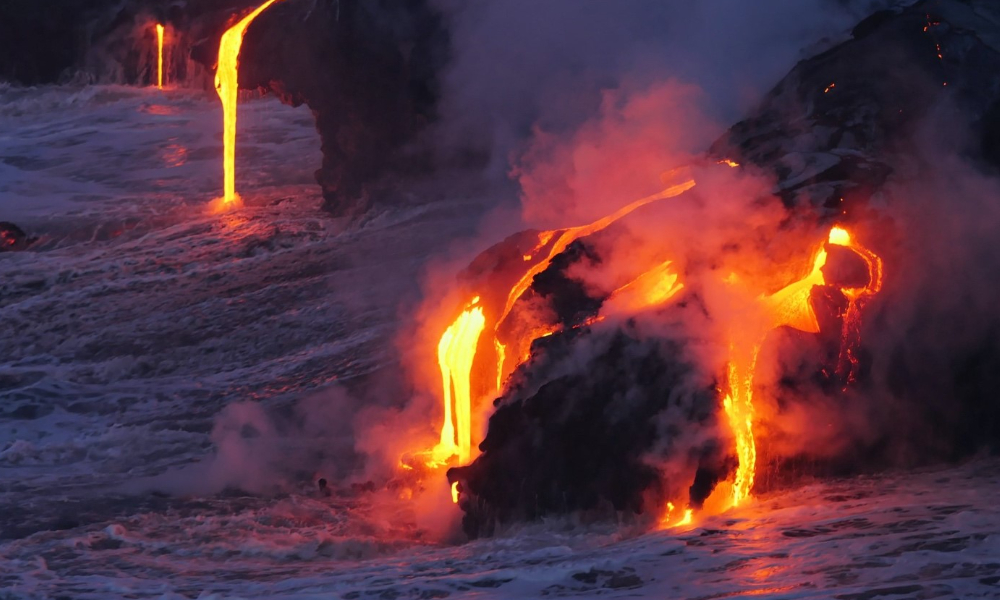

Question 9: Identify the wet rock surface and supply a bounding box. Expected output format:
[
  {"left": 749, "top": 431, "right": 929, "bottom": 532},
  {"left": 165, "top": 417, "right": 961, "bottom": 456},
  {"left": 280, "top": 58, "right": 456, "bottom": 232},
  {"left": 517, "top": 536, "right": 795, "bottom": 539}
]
[
  {"left": 0, "top": 222, "right": 32, "bottom": 252},
  {"left": 449, "top": 323, "right": 729, "bottom": 538},
  {"left": 240, "top": 0, "right": 448, "bottom": 216},
  {"left": 712, "top": 0, "right": 1000, "bottom": 210}
]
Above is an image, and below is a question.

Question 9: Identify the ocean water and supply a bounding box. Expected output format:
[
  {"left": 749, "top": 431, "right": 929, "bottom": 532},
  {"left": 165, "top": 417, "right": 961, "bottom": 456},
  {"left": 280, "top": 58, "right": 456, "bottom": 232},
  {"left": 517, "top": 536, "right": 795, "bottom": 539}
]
[{"left": 1, "top": 85, "right": 999, "bottom": 599}]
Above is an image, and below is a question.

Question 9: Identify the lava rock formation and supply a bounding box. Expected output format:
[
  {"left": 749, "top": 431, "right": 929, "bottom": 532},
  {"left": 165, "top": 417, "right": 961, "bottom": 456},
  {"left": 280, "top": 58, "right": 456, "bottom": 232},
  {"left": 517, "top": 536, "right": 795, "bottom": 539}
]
[
  {"left": 448, "top": 0, "right": 1000, "bottom": 535},
  {"left": 0, "top": 0, "right": 449, "bottom": 216},
  {"left": 0, "top": 222, "right": 31, "bottom": 252},
  {"left": 449, "top": 323, "right": 729, "bottom": 539}
]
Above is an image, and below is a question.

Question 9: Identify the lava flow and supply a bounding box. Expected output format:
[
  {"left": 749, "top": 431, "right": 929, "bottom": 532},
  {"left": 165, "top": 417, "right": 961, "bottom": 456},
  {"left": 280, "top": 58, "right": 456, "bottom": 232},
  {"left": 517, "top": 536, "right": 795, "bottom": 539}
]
[
  {"left": 721, "top": 225, "right": 882, "bottom": 508},
  {"left": 602, "top": 260, "right": 684, "bottom": 316},
  {"left": 414, "top": 175, "right": 696, "bottom": 473},
  {"left": 214, "top": 0, "right": 284, "bottom": 208},
  {"left": 432, "top": 297, "right": 486, "bottom": 466},
  {"left": 493, "top": 176, "right": 696, "bottom": 386},
  {"left": 156, "top": 24, "right": 165, "bottom": 89},
  {"left": 412, "top": 167, "right": 880, "bottom": 529}
]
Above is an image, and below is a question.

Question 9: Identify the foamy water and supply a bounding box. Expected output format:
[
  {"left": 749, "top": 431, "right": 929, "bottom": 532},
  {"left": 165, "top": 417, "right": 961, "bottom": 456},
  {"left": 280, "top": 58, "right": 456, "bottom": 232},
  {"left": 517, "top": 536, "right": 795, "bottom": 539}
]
[{"left": 1, "top": 85, "right": 999, "bottom": 599}]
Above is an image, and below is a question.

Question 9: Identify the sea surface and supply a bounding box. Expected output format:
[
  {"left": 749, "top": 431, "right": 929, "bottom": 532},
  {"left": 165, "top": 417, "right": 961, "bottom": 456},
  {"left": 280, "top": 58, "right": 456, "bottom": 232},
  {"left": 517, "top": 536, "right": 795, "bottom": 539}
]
[{"left": 1, "top": 85, "right": 998, "bottom": 599}]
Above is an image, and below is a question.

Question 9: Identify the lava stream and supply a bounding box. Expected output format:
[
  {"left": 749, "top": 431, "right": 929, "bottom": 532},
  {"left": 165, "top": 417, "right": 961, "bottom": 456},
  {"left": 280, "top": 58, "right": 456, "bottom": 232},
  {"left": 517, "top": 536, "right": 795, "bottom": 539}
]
[
  {"left": 214, "top": 0, "right": 284, "bottom": 208},
  {"left": 603, "top": 260, "right": 684, "bottom": 316},
  {"left": 156, "top": 24, "right": 165, "bottom": 89},
  {"left": 494, "top": 176, "right": 696, "bottom": 384},
  {"left": 722, "top": 226, "right": 882, "bottom": 507},
  {"left": 432, "top": 298, "right": 486, "bottom": 466},
  {"left": 420, "top": 176, "right": 697, "bottom": 470}
]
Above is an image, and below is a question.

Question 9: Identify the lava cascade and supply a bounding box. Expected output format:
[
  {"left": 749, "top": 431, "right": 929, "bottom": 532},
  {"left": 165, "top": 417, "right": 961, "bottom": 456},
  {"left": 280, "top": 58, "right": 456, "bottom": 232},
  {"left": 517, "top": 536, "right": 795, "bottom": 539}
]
[
  {"left": 413, "top": 176, "right": 696, "bottom": 478},
  {"left": 719, "top": 226, "right": 882, "bottom": 509},
  {"left": 408, "top": 157, "right": 881, "bottom": 522},
  {"left": 156, "top": 24, "right": 165, "bottom": 89},
  {"left": 214, "top": 0, "right": 284, "bottom": 208}
]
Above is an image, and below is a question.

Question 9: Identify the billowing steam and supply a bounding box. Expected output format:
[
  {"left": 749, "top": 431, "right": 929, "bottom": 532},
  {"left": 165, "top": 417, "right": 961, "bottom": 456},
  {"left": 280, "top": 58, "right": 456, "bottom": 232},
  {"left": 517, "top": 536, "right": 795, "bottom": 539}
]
[{"left": 135, "top": 0, "right": 1000, "bottom": 543}]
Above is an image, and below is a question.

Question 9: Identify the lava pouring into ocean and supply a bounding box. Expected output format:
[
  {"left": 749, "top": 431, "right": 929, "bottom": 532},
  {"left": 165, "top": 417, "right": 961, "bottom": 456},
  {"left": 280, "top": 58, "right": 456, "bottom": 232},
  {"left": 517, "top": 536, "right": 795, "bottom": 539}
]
[
  {"left": 709, "top": 225, "right": 884, "bottom": 513},
  {"left": 404, "top": 174, "right": 697, "bottom": 481},
  {"left": 213, "top": 0, "right": 285, "bottom": 209},
  {"left": 156, "top": 24, "right": 165, "bottom": 89},
  {"left": 412, "top": 189, "right": 883, "bottom": 525}
]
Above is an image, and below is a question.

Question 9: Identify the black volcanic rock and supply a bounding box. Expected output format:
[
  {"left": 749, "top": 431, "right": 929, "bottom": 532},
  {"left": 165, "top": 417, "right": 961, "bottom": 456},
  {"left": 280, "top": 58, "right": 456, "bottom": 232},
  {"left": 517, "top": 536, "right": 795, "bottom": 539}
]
[
  {"left": 0, "top": 222, "right": 32, "bottom": 252},
  {"left": 447, "top": 0, "right": 1000, "bottom": 537},
  {"left": 0, "top": 0, "right": 117, "bottom": 85},
  {"left": 448, "top": 323, "right": 729, "bottom": 538},
  {"left": 240, "top": 0, "right": 448, "bottom": 216},
  {"left": 0, "top": 0, "right": 448, "bottom": 218},
  {"left": 711, "top": 0, "right": 1000, "bottom": 211},
  {"left": 0, "top": 0, "right": 265, "bottom": 86}
]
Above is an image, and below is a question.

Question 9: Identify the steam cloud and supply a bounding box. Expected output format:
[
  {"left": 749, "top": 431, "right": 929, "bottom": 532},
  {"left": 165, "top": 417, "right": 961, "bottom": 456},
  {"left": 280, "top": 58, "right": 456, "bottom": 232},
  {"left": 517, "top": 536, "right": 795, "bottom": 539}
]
[{"left": 154, "top": 0, "right": 1000, "bottom": 521}]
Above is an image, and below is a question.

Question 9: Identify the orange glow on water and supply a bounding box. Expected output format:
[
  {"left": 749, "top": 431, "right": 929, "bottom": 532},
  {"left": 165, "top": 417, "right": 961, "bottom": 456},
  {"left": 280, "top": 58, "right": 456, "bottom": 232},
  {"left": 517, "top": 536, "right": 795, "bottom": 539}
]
[
  {"left": 214, "top": 0, "right": 284, "bottom": 208},
  {"left": 156, "top": 24, "right": 165, "bottom": 89},
  {"left": 660, "top": 502, "right": 695, "bottom": 529}
]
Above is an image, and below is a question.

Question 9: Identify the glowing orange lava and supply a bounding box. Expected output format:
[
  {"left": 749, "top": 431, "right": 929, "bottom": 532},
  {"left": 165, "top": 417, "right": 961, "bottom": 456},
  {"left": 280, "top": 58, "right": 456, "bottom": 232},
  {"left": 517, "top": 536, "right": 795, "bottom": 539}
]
[
  {"left": 496, "top": 178, "right": 696, "bottom": 333},
  {"left": 156, "top": 24, "right": 165, "bottom": 89},
  {"left": 826, "top": 227, "right": 884, "bottom": 385},
  {"left": 410, "top": 162, "right": 882, "bottom": 533},
  {"left": 214, "top": 0, "right": 284, "bottom": 208},
  {"left": 660, "top": 502, "right": 694, "bottom": 529},
  {"left": 414, "top": 177, "right": 697, "bottom": 475},
  {"left": 431, "top": 297, "right": 486, "bottom": 465},
  {"left": 603, "top": 260, "right": 684, "bottom": 315},
  {"left": 494, "top": 177, "right": 696, "bottom": 385},
  {"left": 721, "top": 225, "right": 882, "bottom": 507}
]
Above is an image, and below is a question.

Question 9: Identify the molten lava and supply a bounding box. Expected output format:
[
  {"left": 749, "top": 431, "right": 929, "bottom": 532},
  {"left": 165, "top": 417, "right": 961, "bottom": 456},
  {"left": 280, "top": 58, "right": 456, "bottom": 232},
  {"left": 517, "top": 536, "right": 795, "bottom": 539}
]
[
  {"left": 494, "top": 177, "right": 696, "bottom": 384},
  {"left": 214, "top": 0, "right": 284, "bottom": 208},
  {"left": 411, "top": 176, "right": 697, "bottom": 475},
  {"left": 826, "top": 227, "right": 884, "bottom": 385},
  {"left": 411, "top": 159, "right": 881, "bottom": 534},
  {"left": 721, "top": 226, "right": 882, "bottom": 508},
  {"left": 497, "top": 178, "right": 696, "bottom": 333},
  {"left": 156, "top": 24, "right": 165, "bottom": 89},
  {"left": 660, "top": 502, "right": 694, "bottom": 529},
  {"left": 432, "top": 298, "right": 486, "bottom": 465},
  {"left": 604, "top": 260, "right": 684, "bottom": 315}
]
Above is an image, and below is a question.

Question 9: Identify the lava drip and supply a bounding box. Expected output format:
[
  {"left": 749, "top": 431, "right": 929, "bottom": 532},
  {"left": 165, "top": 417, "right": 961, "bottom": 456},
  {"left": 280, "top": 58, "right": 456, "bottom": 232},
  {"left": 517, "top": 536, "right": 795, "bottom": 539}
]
[
  {"left": 414, "top": 174, "right": 697, "bottom": 474},
  {"left": 719, "top": 226, "right": 882, "bottom": 508},
  {"left": 214, "top": 0, "right": 285, "bottom": 209},
  {"left": 156, "top": 24, "right": 165, "bottom": 89},
  {"left": 828, "top": 228, "right": 883, "bottom": 385},
  {"left": 432, "top": 298, "right": 486, "bottom": 466}
]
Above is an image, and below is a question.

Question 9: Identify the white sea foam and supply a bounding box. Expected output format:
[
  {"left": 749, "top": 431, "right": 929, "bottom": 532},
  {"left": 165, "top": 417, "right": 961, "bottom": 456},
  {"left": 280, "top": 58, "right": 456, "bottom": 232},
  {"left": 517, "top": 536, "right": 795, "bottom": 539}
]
[{"left": 1, "top": 84, "right": 998, "bottom": 600}]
